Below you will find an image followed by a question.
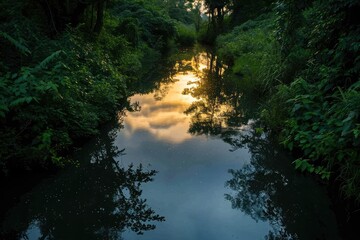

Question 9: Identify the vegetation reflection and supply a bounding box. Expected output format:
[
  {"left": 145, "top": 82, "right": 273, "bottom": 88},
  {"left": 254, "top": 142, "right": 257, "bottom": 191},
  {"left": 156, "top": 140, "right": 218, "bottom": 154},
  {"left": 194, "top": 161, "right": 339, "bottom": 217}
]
[
  {"left": 1, "top": 122, "right": 164, "bottom": 240},
  {"left": 224, "top": 130, "right": 339, "bottom": 240},
  {"left": 183, "top": 50, "right": 258, "bottom": 136},
  {"left": 182, "top": 49, "right": 339, "bottom": 240}
]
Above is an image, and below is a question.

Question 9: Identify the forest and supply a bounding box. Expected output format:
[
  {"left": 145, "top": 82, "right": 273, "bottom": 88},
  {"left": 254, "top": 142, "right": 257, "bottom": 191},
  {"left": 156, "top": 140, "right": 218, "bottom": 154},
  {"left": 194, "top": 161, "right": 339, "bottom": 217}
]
[{"left": 0, "top": 0, "right": 359, "bottom": 238}]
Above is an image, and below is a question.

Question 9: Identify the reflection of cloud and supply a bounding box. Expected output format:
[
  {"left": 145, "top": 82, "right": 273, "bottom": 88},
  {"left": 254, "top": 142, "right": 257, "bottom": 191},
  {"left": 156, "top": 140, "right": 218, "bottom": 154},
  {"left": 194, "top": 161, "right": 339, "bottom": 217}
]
[
  {"left": 123, "top": 73, "right": 199, "bottom": 144},
  {"left": 238, "top": 119, "right": 256, "bottom": 131},
  {"left": 146, "top": 102, "right": 187, "bottom": 116},
  {"left": 122, "top": 52, "right": 225, "bottom": 144},
  {"left": 149, "top": 117, "right": 184, "bottom": 129}
]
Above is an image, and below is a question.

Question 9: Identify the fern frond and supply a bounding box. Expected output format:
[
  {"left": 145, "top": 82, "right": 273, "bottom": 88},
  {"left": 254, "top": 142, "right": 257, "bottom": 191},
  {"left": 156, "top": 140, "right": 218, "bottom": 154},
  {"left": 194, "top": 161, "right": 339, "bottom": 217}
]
[
  {"left": 0, "top": 31, "right": 31, "bottom": 56},
  {"left": 35, "top": 50, "right": 64, "bottom": 70}
]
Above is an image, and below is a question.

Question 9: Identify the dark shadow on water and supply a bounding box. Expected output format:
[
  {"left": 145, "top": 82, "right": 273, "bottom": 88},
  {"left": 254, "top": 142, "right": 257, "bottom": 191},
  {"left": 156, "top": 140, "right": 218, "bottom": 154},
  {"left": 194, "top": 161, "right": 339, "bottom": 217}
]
[
  {"left": 224, "top": 130, "right": 340, "bottom": 240},
  {"left": 0, "top": 121, "right": 164, "bottom": 240}
]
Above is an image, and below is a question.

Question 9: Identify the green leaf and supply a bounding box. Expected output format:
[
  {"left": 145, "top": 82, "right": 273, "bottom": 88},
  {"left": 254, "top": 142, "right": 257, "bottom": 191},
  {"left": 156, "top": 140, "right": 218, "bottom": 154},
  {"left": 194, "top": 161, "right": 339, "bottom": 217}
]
[
  {"left": 0, "top": 104, "right": 9, "bottom": 112},
  {"left": 35, "top": 50, "right": 63, "bottom": 70},
  {"left": 255, "top": 127, "right": 264, "bottom": 134},
  {"left": 0, "top": 31, "right": 31, "bottom": 56},
  {"left": 289, "top": 141, "right": 294, "bottom": 151},
  {"left": 10, "top": 97, "right": 32, "bottom": 107},
  {"left": 292, "top": 103, "right": 302, "bottom": 113}
]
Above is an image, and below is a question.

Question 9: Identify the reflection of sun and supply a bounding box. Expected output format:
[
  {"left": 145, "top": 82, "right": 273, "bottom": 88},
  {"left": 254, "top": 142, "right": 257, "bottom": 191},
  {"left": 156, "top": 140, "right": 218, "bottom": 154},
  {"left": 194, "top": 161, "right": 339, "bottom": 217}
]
[
  {"left": 172, "top": 73, "right": 198, "bottom": 103},
  {"left": 123, "top": 68, "right": 200, "bottom": 144},
  {"left": 196, "top": 52, "right": 209, "bottom": 71}
]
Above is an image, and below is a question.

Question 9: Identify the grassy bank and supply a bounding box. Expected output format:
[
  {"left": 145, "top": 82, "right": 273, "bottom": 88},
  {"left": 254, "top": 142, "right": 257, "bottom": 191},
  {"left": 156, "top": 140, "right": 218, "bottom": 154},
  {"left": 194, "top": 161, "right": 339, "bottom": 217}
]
[{"left": 215, "top": 0, "right": 360, "bottom": 203}]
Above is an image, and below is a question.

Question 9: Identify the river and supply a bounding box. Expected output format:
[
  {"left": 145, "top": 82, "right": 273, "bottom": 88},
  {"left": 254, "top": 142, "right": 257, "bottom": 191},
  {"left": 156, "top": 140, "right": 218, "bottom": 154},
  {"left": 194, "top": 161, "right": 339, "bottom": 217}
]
[{"left": 0, "top": 48, "right": 340, "bottom": 239}]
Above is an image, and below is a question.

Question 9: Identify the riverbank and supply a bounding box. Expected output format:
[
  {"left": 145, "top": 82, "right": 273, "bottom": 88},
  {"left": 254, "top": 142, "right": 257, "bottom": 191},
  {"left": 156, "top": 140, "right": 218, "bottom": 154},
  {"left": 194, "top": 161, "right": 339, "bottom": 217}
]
[
  {"left": 212, "top": 3, "right": 360, "bottom": 237},
  {"left": 1, "top": 48, "right": 342, "bottom": 240}
]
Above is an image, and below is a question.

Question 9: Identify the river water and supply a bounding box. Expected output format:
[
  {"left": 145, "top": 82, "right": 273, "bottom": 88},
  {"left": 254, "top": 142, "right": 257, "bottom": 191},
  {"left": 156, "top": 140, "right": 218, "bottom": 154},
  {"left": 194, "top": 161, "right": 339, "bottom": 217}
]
[{"left": 0, "top": 48, "right": 340, "bottom": 239}]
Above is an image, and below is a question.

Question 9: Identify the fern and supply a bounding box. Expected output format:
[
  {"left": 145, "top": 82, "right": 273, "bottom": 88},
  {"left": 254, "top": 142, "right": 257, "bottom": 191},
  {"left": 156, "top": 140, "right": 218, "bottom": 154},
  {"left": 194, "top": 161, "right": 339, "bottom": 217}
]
[
  {"left": 34, "top": 50, "right": 64, "bottom": 71},
  {"left": 0, "top": 31, "right": 31, "bottom": 56},
  {"left": 293, "top": 158, "right": 331, "bottom": 180}
]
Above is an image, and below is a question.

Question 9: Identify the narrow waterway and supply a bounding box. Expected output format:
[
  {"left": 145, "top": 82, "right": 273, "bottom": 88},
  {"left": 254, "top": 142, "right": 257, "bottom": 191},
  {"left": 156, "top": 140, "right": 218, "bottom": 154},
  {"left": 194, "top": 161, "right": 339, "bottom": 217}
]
[{"left": 1, "top": 48, "right": 340, "bottom": 239}]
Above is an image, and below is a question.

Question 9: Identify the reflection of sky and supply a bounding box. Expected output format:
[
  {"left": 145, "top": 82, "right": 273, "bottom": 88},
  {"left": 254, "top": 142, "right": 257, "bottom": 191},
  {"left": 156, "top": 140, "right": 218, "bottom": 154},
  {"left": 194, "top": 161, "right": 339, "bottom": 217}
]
[
  {"left": 116, "top": 57, "right": 272, "bottom": 239},
  {"left": 25, "top": 221, "right": 42, "bottom": 239},
  {"left": 123, "top": 73, "right": 198, "bottom": 144},
  {"left": 123, "top": 51, "right": 229, "bottom": 145},
  {"left": 116, "top": 129, "right": 270, "bottom": 240},
  {"left": 123, "top": 52, "right": 213, "bottom": 144}
]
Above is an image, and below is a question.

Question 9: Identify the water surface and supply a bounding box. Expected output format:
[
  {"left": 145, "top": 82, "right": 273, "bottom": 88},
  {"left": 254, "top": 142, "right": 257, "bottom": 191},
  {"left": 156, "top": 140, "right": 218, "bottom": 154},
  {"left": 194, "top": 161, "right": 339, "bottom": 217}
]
[
  {"left": 119, "top": 49, "right": 340, "bottom": 240},
  {"left": 0, "top": 48, "right": 340, "bottom": 239}
]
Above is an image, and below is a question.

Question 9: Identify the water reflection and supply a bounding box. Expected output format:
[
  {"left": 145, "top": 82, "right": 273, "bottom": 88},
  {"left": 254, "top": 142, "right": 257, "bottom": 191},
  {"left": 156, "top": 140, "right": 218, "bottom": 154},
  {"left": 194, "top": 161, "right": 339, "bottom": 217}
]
[
  {"left": 124, "top": 49, "right": 253, "bottom": 144},
  {"left": 1, "top": 122, "right": 164, "bottom": 240},
  {"left": 183, "top": 51, "right": 258, "bottom": 136},
  {"left": 179, "top": 49, "right": 340, "bottom": 239},
  {"left": 124, "top": 77, "right": 197, "bottom": 143},
  {"left": 124, "top": 49, "right": 205, "bottom": 144},
  {"left": 218, "top": 127, "right": 339, "bottom": 239},
  {"left": 1, "top": 48, "right": 341, "bottom": 240}
]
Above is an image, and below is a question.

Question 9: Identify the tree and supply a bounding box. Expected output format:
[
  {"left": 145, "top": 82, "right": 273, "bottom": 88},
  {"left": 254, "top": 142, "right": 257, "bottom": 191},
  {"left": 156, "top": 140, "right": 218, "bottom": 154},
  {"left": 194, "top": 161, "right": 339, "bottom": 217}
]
[
  {"left": 93, "top": 0, "right": 106, "bottom": 33},
  {"left": 33, "top": 0, "right": 107, "bottom": 34},
  {"left": 230, "top": 0, "right": 274, "bottom": 25},
  {"left": 204, "top": 0, "right": 230, "bottom": 30}
]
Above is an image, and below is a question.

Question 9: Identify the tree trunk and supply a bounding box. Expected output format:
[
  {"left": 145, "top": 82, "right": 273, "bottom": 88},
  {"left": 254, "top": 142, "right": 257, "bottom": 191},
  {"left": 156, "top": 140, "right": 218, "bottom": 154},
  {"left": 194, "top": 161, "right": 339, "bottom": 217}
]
[
  {"left": 93, "top": 0, "right": 105, "bottom": 34},
  {"left": 71, "top": 2, "right": 88, "bottom": 27}
]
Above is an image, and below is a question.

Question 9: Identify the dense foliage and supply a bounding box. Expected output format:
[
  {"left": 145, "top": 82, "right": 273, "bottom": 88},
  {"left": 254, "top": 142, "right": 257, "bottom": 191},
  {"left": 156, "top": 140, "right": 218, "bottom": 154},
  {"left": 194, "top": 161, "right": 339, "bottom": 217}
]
[
  {"left": 274, "top": 0, "right": 360, "bottom": 201},
  {"left": 216, "top": 0, "right": 360, "bottom": 202},
  {"left": 0, "top": 0, "right": 192, "bottom": 173}
]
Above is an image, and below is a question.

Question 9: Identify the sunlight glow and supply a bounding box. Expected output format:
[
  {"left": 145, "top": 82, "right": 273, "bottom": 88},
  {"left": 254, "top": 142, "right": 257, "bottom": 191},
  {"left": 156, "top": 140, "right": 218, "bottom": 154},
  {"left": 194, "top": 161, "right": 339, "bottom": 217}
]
[{"left": 123, "top": 69, "right": 200, "bottom": 144}]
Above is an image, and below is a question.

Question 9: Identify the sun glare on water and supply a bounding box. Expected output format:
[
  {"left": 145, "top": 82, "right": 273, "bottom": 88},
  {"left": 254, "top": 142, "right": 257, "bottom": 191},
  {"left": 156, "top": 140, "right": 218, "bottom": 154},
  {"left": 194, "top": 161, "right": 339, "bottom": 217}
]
[{"left": 122, "top": 59, "right": 203, "bottom": 144}]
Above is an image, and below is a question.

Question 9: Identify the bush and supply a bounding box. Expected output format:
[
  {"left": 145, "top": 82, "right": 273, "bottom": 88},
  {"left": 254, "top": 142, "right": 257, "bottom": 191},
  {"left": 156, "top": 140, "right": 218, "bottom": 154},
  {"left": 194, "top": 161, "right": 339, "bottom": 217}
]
[
  {"left": 0, "top": 27, "right": 128, "bottom": 171},
  {"left": 197, "top": 22, "right": 217, "bottom": 45},
  {"left": 175, "top": 22, "right": 196, "bottom": 46},
  {"left": 269, "top": 0, "right": 360, "bottom": 201},
  {"left": 216, "top": 14, "right": 281, "bottom": 94}
]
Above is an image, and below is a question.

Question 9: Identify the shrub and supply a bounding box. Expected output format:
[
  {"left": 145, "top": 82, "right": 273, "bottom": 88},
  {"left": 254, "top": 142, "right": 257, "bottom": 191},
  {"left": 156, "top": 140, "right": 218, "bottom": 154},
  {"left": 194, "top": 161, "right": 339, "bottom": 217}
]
[{"left": 175, "top": 22, "right": 196, "bottom": 46}]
